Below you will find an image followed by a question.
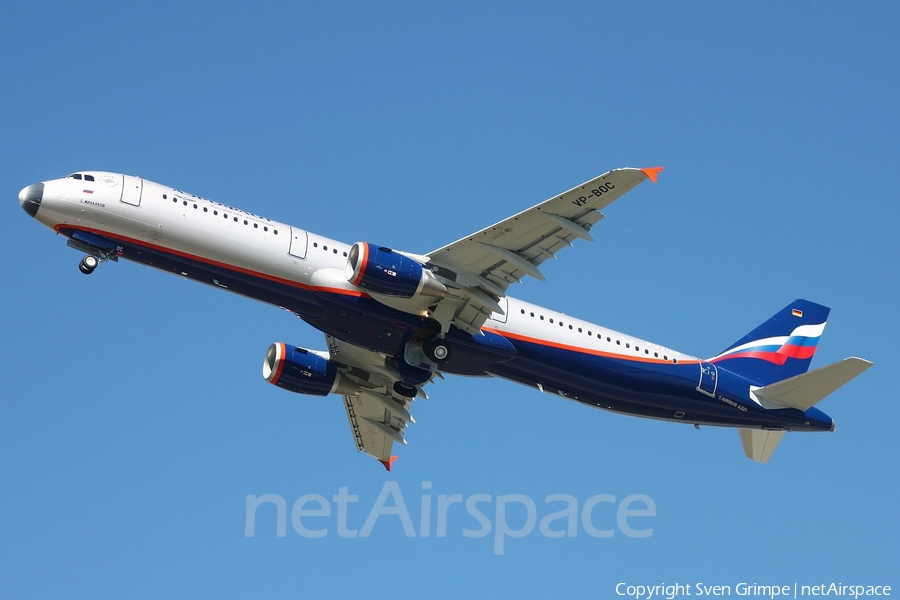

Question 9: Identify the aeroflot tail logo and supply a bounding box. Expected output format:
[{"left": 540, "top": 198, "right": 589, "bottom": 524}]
[{"left": 711, "top": 323, "right": 825, "bottom": 365}]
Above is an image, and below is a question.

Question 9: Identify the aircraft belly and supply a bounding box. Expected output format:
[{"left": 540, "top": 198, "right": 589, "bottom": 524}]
[
  {"left": 487, "top": 337, "right": 825, "bottom": 430},
  {"left": 57, "top": 226, "right": 326, "bottom": 318},
  {"left": 301, "top": 295, "right": 518, "bottom": 375},
  {"left": 300, "top": 293, "right": 422, "bottom": 356}
]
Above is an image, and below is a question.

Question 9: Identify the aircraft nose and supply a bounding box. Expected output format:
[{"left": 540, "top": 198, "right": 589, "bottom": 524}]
[{"left": 18, "top": 183, "right": 44, "bottom": 218}]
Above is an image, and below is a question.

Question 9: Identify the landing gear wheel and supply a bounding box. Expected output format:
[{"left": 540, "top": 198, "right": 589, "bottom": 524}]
[
  {"left": 423, "top": 338, "right": 451, "bottom": 363},
  {"left": 392, "top": 381, "right": 417, "bottom": 398},
  {"left": 79, "top": 255, "right": 98, "bottom": 275}
]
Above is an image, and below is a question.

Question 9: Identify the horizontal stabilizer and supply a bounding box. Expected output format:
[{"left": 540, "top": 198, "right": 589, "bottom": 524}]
[
  {"left": 752, "top": 357, "right": 873, "bottom": 412},
  {"left": 739, "top": 429, "right": 785, "bottom": 463}
]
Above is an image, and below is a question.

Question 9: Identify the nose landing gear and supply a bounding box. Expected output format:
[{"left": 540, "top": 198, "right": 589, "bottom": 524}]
[{"left": 79, "top": 255, "right": 99, "bottom": 275}]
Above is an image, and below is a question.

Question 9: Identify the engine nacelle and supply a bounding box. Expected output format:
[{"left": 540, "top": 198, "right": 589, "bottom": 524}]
[
  {"left": 262, "top": 343, "right": 356, "bottom": 396},
  {"left": 346, "top": 242, "right": 446, "bottom": 298}
]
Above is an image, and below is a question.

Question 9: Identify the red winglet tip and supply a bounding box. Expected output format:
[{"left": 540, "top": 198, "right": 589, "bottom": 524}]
[
  {"left": 641, "top": 166, "right": 664, "bottom": 183},
  {"left": 379, "top": 456, "right": 399, "bottom": 471}
]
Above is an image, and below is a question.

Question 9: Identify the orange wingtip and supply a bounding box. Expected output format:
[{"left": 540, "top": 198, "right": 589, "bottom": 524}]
[
  {"left": 379, "top": 456, "right": 399, "bottom": 471},
  {"left": 641, "top": 166, "right": 664, "bottom": 183}
]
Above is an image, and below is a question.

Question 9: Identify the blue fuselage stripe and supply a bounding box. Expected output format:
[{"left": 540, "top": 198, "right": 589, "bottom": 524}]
[{"left": 62, "top": 227, "right": 832, "bottom": 432}]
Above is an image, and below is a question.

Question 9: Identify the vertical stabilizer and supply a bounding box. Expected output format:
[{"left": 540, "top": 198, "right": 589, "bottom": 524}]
[
  {"left": 710, "top": 299, "right": 830, "bottom": 385},
  {"left": 739, "top": 429, "right": 785, "bottom": 463}
]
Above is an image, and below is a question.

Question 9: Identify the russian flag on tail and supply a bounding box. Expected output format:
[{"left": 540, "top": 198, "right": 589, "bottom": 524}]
[{"left": 709, "top": 299, "right": 830, "bottom": 386}]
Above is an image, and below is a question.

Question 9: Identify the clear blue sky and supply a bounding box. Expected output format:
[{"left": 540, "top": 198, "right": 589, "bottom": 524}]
[{"left": 2, "top": 2, "right": 897, "bottom": 597}]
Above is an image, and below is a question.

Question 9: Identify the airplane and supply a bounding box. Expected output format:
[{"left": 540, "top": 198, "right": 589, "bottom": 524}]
[{"left": 17, "top": 167, "right": 872, "bottom": 468}]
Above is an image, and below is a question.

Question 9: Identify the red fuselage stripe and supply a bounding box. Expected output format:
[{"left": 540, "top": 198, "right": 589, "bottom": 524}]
[
  {"left": 55, "top": 223, "right": 365, "bottom": 298},
  {"left": 481, "top": 326, "right": 691, "bottom": 365}
]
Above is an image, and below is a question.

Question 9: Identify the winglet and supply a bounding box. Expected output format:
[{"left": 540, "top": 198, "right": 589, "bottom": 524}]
[
  {"left": 641, "top": 167, "right": 664, "bottom": 183},
  {"left": 379, "top": 456, "right": 399, "bottom": 471}
]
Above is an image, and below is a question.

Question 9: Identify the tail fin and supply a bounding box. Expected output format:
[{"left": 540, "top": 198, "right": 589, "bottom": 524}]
[{"left": 709, "top": 299, "right": 830, "bottom": 385}]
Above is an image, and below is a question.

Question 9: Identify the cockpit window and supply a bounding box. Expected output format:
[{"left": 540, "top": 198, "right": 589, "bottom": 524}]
[
  {"left": 69, "top": 173, "right": 83, "bottom": 180},
  {"left": 84, "top": 174, "right": 95, "bottom": 182}
]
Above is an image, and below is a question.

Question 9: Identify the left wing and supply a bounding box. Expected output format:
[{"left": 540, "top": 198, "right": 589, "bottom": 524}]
[
  {"left": 325, "top": 335, "right": 430, "bottom": 470},
  {"left": 426, "top": 167, "right": 662, "bottom": 334}
]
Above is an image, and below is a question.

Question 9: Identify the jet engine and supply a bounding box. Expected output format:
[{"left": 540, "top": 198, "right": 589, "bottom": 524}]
[
  {"left": 262, "top": 343, "right": 357, "bottom": 396},
  {"left": 346, "top": 242, "right": 446, "bottom": 299}
]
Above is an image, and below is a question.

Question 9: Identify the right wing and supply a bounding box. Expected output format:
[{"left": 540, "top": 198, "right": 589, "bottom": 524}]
[
  {"left": 326, "top": 335, "right": 431, "bottom": 470},
  {"left": 426, "top": 167, "right": 662, "bottom": 334}
]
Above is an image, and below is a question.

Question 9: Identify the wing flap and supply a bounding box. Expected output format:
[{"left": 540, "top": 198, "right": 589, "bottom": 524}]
[
  {"left": 327, "top": 335, "right": 426, "bottom": 466},
  {"left": 426, "top": 168, "right": 658, "bottom": 333},
  {"left": 342, "top": 389, "right": 412, "bottom": 462}
]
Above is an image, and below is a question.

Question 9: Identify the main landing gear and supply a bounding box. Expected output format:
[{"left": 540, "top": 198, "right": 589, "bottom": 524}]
[
  {"left": 423, "top": 337, "right": 451, "bottom": 363},
  {"left": 79, "top": 255, "right": 99, "bottom": 275},
  {"left": 392, "top": 381, "right": 418, "bottom": 398},
  {"left": 389, "top": 335, "right": 452, "bottom": 399}
]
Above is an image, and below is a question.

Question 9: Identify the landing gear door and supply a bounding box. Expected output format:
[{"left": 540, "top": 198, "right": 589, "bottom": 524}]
[
  {"left": 121, "top": 175, "right": 142, "bottom": 206},
  {"left": 289, "top": 227, "right": 308, "bottom": 259},
  {"left": 697, "top": 361, "right": 718, "bottom": 397}
]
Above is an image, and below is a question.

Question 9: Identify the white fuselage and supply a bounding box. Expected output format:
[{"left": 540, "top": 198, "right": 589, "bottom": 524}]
[{"left": 32, "top": 171, "right": 694, "bottom": 368}]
